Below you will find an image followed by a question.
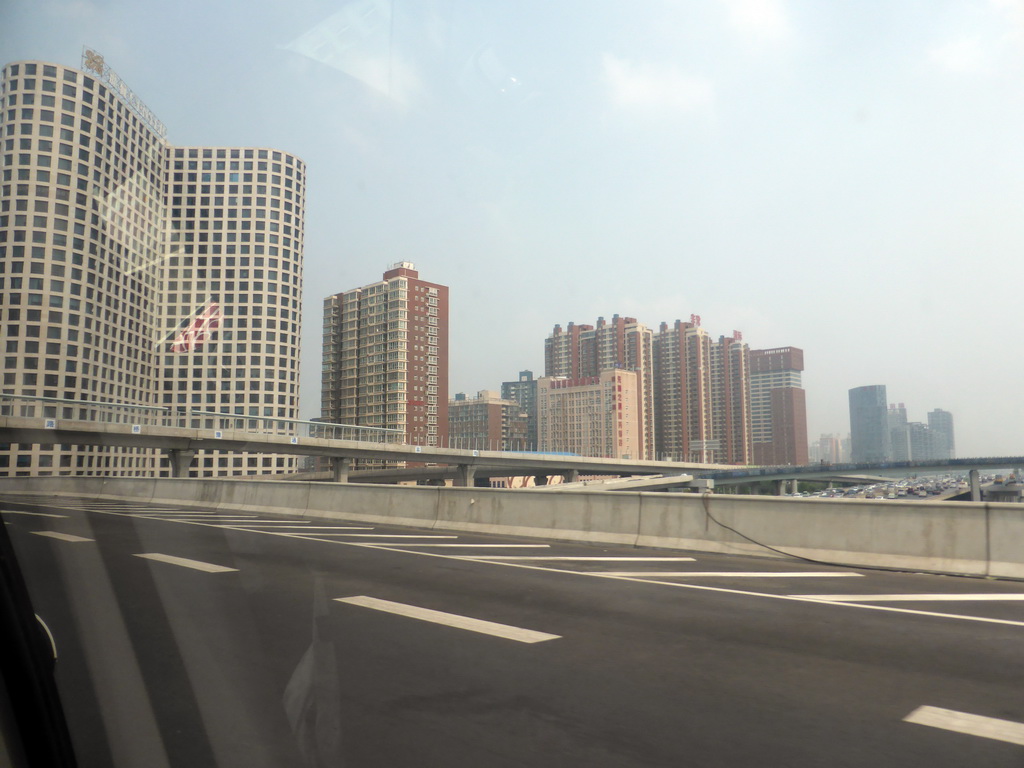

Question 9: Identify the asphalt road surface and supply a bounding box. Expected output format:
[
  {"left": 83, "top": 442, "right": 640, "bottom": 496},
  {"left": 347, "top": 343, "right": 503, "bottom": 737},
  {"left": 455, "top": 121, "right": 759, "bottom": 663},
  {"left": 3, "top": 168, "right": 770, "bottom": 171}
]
[{"left": 2, "top": 491, "right": 1023, "bottom": 767}]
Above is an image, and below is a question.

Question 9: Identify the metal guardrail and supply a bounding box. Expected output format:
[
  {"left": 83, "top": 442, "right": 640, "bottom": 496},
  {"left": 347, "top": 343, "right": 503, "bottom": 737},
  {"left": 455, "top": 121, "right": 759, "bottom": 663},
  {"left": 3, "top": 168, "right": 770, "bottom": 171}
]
[{"left": 0, "top": 394, "right": 404, "bottom": 445}]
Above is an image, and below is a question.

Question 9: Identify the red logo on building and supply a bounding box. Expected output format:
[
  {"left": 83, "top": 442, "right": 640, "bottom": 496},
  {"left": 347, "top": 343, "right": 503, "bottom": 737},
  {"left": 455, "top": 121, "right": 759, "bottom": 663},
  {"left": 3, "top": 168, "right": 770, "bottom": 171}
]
[{"left": 170, "top": 302, "right": 222, "bottom": 353}]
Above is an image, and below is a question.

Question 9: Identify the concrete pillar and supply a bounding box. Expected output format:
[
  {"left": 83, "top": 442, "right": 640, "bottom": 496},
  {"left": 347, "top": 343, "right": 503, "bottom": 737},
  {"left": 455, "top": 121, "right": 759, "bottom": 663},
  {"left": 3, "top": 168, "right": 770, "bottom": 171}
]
[
  {"left": 791, "top": 479, "right": 798, "bottom": 495},
  {"left": 562, "top": 469, "right": 580, "bottom": 484},
  {"left": 332, "top": 457, "right": 351, "bottom": 483},
  {"left": 969, "top": 468, "right": 981, "bottom": 502},
  {"left": 455, "top": 464, "right": 476, "bottom": 488},
  {"left": 775, "top": 479, "right": 787, "bottom": 496},
  {"left": 166, "top": 449, "right": 196, "bottom": 478}
]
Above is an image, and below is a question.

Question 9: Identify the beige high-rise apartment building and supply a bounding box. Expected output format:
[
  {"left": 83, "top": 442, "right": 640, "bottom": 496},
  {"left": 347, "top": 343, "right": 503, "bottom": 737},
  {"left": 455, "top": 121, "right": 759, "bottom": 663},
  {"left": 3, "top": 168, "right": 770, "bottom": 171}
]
[
  {"left": 321, "top": 262, "right": 448, "bottom": 447},
  {"left": 537, "top": 369, "right": 640, "bottom": 459},
  {"left": 544, "top": 315, "right": 654, "bottom": 459},
  {"left": 0, "top": 53, "right": 304, "bottom": 477}
]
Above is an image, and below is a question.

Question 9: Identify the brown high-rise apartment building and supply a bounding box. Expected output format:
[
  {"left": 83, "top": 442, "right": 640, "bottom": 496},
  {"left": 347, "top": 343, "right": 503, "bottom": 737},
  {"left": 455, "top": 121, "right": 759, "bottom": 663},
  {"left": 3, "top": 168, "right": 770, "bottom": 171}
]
[
  {"left": 711, "top": 333, "right": 753, "bottom": 464},
  {"left": 0, "top": 53, "right": 304, "bottom": 477},
  {"left": 749, "top": 347, "right": 808, "bottom": 465},
  {"left": 544, "top": 315, "right": 654, "bottom": 459},
  {"left": 652, "top": 318, "right": 752, "bottom": 463},
  {"left": 321, "top": 262, "right": 448, "bottom": 446},
  {"left": 448, "top": 390, "right": 528, "bottom": 451}
]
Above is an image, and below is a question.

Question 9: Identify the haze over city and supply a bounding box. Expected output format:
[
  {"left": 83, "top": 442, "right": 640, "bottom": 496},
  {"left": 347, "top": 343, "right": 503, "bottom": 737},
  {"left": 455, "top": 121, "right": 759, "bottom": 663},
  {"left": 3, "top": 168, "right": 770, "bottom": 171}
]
[{"left": 4, "top": 0, "right": 1022, "bottom": 456}]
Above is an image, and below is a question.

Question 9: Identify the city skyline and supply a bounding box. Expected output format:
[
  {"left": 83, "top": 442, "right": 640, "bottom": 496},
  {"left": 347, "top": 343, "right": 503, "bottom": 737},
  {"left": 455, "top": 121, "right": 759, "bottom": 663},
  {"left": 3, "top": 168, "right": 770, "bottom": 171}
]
[{"left": 5, "top": 4, "right": 1023, "bottom": 457}]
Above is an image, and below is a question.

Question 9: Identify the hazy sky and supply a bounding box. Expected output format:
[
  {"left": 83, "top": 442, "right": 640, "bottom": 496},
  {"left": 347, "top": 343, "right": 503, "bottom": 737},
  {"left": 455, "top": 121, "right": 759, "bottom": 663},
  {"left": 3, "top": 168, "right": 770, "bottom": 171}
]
[{"left": 4, "top": 0, "right": 1023, "bottom": 456}]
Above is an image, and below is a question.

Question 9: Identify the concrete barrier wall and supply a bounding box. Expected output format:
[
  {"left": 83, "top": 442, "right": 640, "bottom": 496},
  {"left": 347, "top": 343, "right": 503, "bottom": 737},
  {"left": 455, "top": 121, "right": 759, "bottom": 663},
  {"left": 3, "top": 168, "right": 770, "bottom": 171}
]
[
  {"left": 636, "top": 492, "right": 990, "bottom": 575},
  {"left": 988, "top": 506, "right": 1024, "bottom": 580},
  {"left": 435, "top": 486, "right": 641, "bottom": 544},
  {"left": 1, "top": 477, "right": 1020, "bottom": 578}
]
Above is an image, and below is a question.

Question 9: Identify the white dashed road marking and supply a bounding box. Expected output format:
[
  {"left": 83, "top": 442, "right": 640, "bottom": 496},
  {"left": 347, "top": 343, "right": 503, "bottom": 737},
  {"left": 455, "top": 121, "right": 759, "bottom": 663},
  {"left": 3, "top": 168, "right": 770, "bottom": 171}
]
[
  {"left": 465, "top": 556, "right": 697, "bottom": 562},
  {"left": 376, "top": 543, "right": 552, "bottom": 548},
  {"left": 134, "top": 553, "right": 238, "bottom": 573},
  {"left": 599, "top": 571, "right": 863, "bottom": 579},
  {"left": 904, "top": 706, "right": 1024, "bottom": 746},
  {"left": 31, "top": 531, "right": 93, "bottom": 543},
  {"left": 2, "top": 510, "right": 68, "bottom": 518},
  {"left": 336, "top": 596, "right": 560, "bottom": 644},
  {"left": 291, "top": 533, "right": 459, "bottom": 539},
  {"left": 793, "top": 593, "right": 1024, "bottom": 602}
]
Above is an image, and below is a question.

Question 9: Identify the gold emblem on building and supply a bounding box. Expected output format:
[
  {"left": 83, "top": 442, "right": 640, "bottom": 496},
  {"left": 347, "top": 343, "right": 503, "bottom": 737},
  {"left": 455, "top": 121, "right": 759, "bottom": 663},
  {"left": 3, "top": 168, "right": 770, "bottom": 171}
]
[{"left": 83, "top": 48, "right": 105, "bottom": 76}]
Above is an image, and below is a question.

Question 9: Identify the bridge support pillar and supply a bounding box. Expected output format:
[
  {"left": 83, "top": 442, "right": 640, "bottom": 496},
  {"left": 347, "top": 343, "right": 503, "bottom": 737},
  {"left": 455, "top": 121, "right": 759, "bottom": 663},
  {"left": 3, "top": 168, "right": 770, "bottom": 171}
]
[
  {"left": 166, "top": 449, "right": 196, "bottom": 478},
  {"left": 969, "top": 469, "right": 981, "bottom": 502},
  {"left": 775, "top": 479, "right": 787, "bottom": 496},
  {"left": 791, "top": 479, "right": 798, "bottom": 495},
  {"left": 562, "top": 469, "right": 580, "bottom": 484},
  {"left": 331, "top": 457, "right": 351, "bottom": 483},
  {"left": 455, "top": 464, "right": 476, "bottom": 488}
]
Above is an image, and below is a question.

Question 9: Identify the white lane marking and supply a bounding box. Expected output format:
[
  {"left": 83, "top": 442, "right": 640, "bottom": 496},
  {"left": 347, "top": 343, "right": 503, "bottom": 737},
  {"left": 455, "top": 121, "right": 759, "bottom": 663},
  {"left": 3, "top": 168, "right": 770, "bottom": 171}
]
[
  {"left": 794, "top": 593, "right": 1024, "bottom": 602},
  {"left": 79, "top": 506, "right": 185, "bottom": 512},
  {"left": 597, "top": 571, "right": 863, "bottom": 578},
  {"left": 282, "top": 533, "right": 458, "bottom": 539},
  {"left": 282, "top": 536, "right": 446, "bottom": 540},
  {"left": 904, "top": 706, "right": 1024, "bottom": 746},
  {"left": 464, "top": 561, "right": 696, "bottom": 565},
  {"left": 37, "top": 501, "right": 1024, "bottom": 630},
  {"left": 336, "top": 596, "right": 560, "bottom": 644},
  {"left": 201, "top": 520, "right": 315, "bottom": 525},
  {"left": 105, "top": 512, "right": 222, "bottom": 518},
  {"left": 31, "top": 531, "right": 93, "bottom": 543},
  {"left": 2, "top": 510, "right": 68, "bottom": 518},
  {"left": 165, "top": 516, "right": 262, "bottom": 521},
  {"left": 370, "top": 543, "right": 552, "bottom": 548},
  {"left": 134, "top": 553, "right": 238, "bottom": 573},
  {"left": 446, "top": 561, "right": 1024, "bottom": 629},
  {"left": 227, "top": 525, "right": 374, "bottom": 530}
]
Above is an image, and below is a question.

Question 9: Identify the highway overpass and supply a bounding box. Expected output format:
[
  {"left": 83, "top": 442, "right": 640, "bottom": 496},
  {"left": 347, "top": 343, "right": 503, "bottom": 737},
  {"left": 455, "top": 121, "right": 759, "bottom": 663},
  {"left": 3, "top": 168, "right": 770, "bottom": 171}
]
[{"left": 0, "top": 393, "right": 728, "bottom": 487}]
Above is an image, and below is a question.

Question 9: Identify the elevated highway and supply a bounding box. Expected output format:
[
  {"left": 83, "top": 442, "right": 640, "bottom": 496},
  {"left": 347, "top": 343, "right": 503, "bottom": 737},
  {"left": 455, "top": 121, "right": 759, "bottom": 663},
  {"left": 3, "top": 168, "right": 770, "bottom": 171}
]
[{"left": 0, "top": 409, "right": 727, "bottom": 487}]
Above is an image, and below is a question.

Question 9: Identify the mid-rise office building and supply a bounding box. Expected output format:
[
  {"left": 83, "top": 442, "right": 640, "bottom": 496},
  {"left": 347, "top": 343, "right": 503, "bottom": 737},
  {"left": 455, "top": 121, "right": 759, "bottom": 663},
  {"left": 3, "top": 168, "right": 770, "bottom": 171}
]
[
  {"left": 928, "top": 408, "right": 955, "bottom": 459},
  {"left": 890, "top": 404, "right": 955, "bottom": 462},
  {"left": 501, "top": 370, "right": 538, "bottom": 449},
  {"left": 749, "top": 347, "right": 807, "bottom": 465},
  {"left": 449, "top": 390, "right": 528, "bottom": 451},
  {"left": 321, "top": 262, "right": 448, "bottom": 446},
  {"left": 537, "top": 370, "right": 641, "bottom": 459},
  {"left": 544, "top": 315, "right": 654, "bottom": 459},
  {"left": 814, "top": 433, "right": 846, "bottom": 464},
  {"left": 849, "top": 385, "right": 890, "bottom": 463},
  {"left": 888, "top": 403, "right": 910, "bottom": 461},
  {"left": 0, "top": 53, "right": 305, "bottom": 477}
]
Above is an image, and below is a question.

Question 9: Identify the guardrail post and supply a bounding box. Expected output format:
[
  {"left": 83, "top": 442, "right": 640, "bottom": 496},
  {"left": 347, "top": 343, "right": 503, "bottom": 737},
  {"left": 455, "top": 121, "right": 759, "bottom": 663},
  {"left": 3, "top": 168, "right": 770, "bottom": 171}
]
[
  {"left": 331, "top": 457, "right": 351, "bottom": 483},
  {"left": 165, "top": 449, "right": 196, "bottom": 478}
]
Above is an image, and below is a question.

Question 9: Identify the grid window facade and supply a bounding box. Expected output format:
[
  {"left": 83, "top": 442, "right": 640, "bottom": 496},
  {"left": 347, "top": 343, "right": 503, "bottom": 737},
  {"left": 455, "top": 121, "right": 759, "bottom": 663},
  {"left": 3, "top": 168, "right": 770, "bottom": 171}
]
[{"left": 0, "top": 58, "right": 305, "bottom": 477}]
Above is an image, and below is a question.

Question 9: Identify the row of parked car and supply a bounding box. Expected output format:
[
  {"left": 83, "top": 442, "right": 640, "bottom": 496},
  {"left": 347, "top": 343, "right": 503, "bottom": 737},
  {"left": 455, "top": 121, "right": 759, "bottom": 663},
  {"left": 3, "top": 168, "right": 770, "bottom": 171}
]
[{"left": 790, "top": 475, "right": 973, "bottom": 499}]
